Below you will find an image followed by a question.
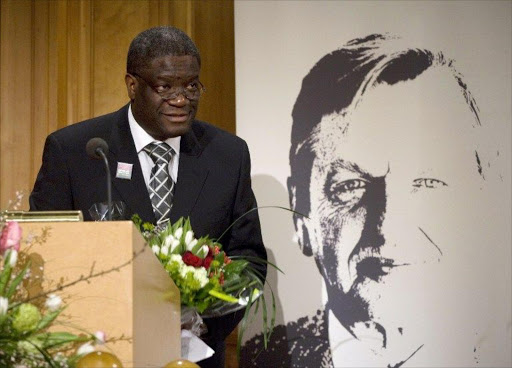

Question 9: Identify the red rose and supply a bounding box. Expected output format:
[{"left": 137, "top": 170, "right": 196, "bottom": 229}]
[
  {"left": 182, "top": 251, "right": 203, "bottom": 267},
  {"left": 203, "top": 256, "right": 214, "bottom": 269}
]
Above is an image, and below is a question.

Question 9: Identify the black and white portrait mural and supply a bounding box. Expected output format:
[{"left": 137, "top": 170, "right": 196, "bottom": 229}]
[{"left": 235, "top": 2, "right": 511, "bottom": 367}]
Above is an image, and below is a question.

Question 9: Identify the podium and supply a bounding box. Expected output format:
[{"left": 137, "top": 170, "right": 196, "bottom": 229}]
[{"left": 19, "top": 221, "right": 181, "bottom": 367}]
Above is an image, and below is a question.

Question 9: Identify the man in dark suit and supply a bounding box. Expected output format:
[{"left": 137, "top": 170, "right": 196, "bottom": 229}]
[{"left": 30, "top": 26, "right": 266, "bottom": 368}]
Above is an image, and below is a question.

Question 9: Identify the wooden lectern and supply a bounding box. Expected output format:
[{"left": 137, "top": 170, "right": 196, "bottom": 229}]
[{"left": 19, "top": 221, "right": 181, "bottom": 367}]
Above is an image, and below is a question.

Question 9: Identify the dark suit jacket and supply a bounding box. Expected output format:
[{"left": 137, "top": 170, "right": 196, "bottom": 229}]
[{"left": 30, "top": 104, "right": 267, "bottom": 361}]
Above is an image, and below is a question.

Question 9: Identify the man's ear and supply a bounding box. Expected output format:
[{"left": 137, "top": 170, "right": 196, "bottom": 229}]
[
  {"left": 288, "top": 178, "right": 313, "bottom": 257},
  {"left": 125, "top": 73, "right": 136, "bottom": 100}
]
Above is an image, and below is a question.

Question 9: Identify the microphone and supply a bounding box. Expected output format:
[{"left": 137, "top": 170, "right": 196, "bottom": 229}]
[
  {"left": 86, "top": 137, "right": 109, "bottom": 159},
  {"left": 86, "top": 138, "right": 113, "bottom": 221}
]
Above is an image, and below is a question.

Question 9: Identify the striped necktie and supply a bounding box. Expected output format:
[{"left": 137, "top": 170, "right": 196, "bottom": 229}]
[{"left": 143, "top": 142, "right": 175, "bottom": 224}]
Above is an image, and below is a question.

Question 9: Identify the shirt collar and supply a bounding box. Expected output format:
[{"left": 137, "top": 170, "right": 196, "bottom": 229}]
[{"left": 128, "top": 104, "right": 181, "bottom": 155}]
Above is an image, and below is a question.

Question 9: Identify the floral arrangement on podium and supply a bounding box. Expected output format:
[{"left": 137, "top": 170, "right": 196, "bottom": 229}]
[
  {"left": 133, "top": 214, "right": 278, "bottom": 357},
  {"left": 0, "top": 216, "right": 120, "bottom": 367}
]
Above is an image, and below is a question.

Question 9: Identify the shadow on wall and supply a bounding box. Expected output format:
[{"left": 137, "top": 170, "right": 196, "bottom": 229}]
[{"left": 241, "top": 174, "right": 324, "bottom": 363}]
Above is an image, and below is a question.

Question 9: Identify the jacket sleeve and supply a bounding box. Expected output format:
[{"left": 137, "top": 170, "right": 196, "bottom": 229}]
[
  {"left": 29, "top": 134, "right": 74, "bottom": 211},
  {"left": 202, "top": 140, "right": 267, "bottom": 343}
]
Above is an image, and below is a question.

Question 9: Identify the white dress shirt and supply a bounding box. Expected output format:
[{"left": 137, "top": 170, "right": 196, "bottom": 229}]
[{"left": 127, "top": 105, "right": 180, "bottom": 188}]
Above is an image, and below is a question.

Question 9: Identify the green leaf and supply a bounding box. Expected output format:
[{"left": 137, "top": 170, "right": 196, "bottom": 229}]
[
  {"left": 224, "top": 260, "right": 249, "bottom": 275},
  {"left": 5, "top": 259, "right": 31, "bottom": 298},
  {"left": 131, "top": 214, "right": 143, "bottom": 229},
  {"left": 191, "top": 240, "right": 204, "bottom": 256},
  {"left": 237, "top": 286, "right": 257, "bottom": 361},
  {"left": 208, "top": 290, "right": 238, "bottom": 303},
  {"left": 31, "top": 331, "right": 89, "bottom": 349},
  {"left": 0, "top": 259, "right": 13, "bottom": 296},
  {"left": 31, "top": 342, "right": 58, "bottom": 368},
  {"left": 36, "top": 308, "right": 63, "bottom": 330}
]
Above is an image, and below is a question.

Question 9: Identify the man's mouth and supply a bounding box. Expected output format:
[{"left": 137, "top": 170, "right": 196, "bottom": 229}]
[{"left": 162, "top": 112, "right": 190, "bottom": 123}]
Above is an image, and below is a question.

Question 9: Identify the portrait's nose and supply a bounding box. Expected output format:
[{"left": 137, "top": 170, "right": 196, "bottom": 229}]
[{"left": 378, "top": 182, "right": 405, "bottom": 248}]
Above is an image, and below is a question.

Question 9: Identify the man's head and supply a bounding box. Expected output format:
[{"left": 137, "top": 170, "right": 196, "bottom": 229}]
[
  {"left": 125, "top": 26, "right": 203, "bottom": 140},
  {"left": 288, "top": 34, "right": 496, "bottom": 363}
]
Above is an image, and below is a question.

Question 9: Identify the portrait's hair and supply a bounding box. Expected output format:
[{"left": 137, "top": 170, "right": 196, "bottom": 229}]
[
  {"left": 127, "top": 26, "right": 201, "bottom": 74},
  {"left": 289, "top": 33, "right": 482, "bottom": 217}
]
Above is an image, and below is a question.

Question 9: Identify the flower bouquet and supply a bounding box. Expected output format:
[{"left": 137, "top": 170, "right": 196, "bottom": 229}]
[
  {"left": 0, "top": 219, "right": 114, "bottom": 368},
  {"left": 132, "top": 214, "right": 278, "bottom": 358}
]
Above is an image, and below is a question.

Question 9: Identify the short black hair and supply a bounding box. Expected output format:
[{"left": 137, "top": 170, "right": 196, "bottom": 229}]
[
  {"left": 127, "top": 26, "right": 201, "bottom": 74},
  {"left": 289, "top": 33, "right": 481, "bottom": 216}
]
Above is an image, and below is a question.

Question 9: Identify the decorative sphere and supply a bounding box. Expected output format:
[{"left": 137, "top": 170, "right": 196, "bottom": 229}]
[
  {"left": 164, "top": 360, "right": 200, "bottom": 368},
  {"left": 76, "top": 351, "right": 123, "bottom": 368}
]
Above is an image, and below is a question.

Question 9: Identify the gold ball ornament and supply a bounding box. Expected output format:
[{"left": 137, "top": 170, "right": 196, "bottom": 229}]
[
  {"left": 76, "top": 351, "right": 123, "bottom": 368},
  {"left": 164, "top": 359, "right": 200, "bottom": 368}
]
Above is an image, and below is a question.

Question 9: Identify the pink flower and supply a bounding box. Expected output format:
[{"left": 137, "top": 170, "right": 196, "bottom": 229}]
[
  {"left": 0, "top": 221, "right": 22, "bottom": 255},
  {"left": 94, "top": 330, "right": 106, "bottom": 344}
]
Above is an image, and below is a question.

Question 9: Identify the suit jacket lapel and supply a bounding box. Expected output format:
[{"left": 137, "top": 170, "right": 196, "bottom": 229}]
[
  {"left": 108, "top": 105, "right": 155, "bottom": 223},
  {"left": 170, "top": 125, "right": 210, "bottom": 223}
]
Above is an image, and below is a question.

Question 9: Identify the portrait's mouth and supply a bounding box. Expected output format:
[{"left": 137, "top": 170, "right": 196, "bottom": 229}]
[
  {"left": 356, "top": 256, "right": 397, "bottom": 281},
  {"left": 343, "top": 250, "right": 410, "bottom": 292}
]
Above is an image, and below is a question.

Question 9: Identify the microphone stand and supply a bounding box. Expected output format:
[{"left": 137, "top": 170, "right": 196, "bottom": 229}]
[{"left": 96, "top": 148, "right": 112, "bottom": 221}]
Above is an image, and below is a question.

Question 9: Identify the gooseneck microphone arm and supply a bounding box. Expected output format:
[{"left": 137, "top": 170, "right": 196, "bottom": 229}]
[
  {"left": 86, "top": 138, "right": 112, "bottom": 221},
  {"left": 97, "top": 149, "right": 112, "bottom": 221}
]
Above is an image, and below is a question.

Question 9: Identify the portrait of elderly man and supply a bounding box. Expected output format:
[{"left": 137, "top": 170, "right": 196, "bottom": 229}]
[{"left": 242, "top": 34, "right": 510, "bottom": 367}]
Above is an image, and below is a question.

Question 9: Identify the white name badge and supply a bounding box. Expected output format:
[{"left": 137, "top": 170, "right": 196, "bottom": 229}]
[{"left": 116, "top": 162, "right": 133, "bottom": 180}]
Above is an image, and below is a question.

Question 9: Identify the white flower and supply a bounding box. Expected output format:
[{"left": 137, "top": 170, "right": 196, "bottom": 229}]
[
  {"left": 0, "top": 296, "right": 8, "bottom": 316},
  {"left": 174, "top": 227, "right": 183, "bottom": 239},
  {"left": 160, "top": 245, "right": 170, "bottom": 256},
  {"left": 238, "top": 289, "right": 262, "bottom": 306},
  {"left": 179, "top": 266, "right": 208, "bottom": 288},
  {"left": 186, "top": 239, "right": 198, "bottom": 252},
  {"left": 163, "top": 234, "right": 175, "bottom": 248},
  {"left": 198, "top": 245, "right": 209, "bottom": 258},
  {"left": 170, "top": 254, "right": 182, "bottom": 262},
  {"left": 184, "top": 230, "right": 194, "bottom": 246},
  {"left": 45, "top": 293, "right": 62, "bottom": 311},
  {"left": 77, "top": 342, "right": 95, "bottom": 356},
  {"left": 170, "top": 239, "right": 180, "bottom": 253},
  {"left": 7, "top": 249, "right": 18, "bottom": 267},
  {"left": 151, "top": 245, "right": 160, "bottom": 254},
  {"left": 193, "top": 267, "right": 209, "bottom": 288},
  {"left": 179, "top": 265, "right": 194, "bottom": 279},
  {"left": 168, "top": 254, "right": 184, "bottom": 269},
  {"left": 94, "top": 330, "right": 106, "bottom": 344}
]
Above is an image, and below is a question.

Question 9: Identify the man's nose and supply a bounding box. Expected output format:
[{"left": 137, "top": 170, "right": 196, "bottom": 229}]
[{"left": 166, "top": 94, "right": 187, "bottom": 107}]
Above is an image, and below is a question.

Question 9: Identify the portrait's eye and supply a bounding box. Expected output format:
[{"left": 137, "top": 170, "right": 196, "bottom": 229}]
[
  {"left": 412, "top": 178, "right": 447, "bottom": 189},
  {"left": 326, "top": 178, "right": 368, "bottom": 208}
]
